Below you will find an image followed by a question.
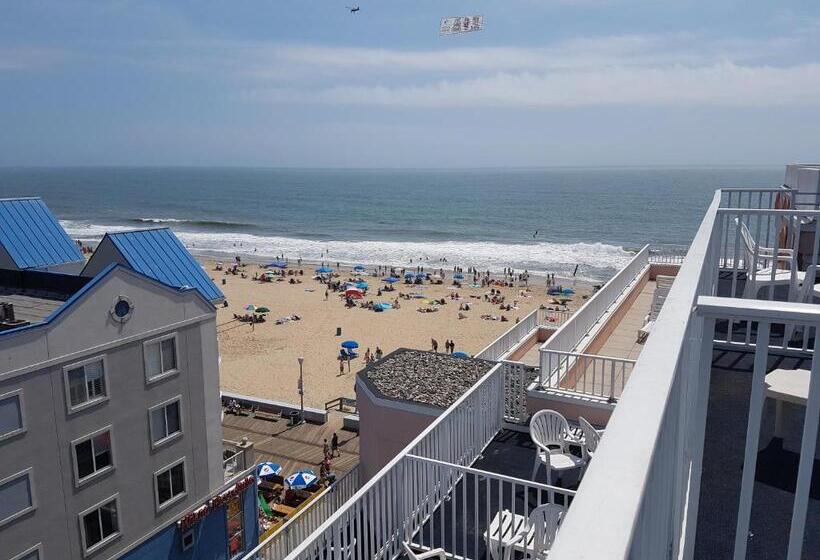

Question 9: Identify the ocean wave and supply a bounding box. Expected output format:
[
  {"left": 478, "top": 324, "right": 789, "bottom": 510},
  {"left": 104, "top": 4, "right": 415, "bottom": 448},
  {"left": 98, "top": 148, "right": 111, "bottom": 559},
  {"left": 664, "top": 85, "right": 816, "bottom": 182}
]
[
  {"left": 132, "top": 218, "right": 253, "bottom": 229},
  {"left": 60, "top": 221, "right": 633, "bottom": 281}
]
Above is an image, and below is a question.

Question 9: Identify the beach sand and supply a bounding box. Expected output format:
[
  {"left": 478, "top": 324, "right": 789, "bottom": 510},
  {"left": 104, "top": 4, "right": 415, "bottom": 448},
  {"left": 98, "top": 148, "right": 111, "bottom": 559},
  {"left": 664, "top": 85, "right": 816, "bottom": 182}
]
[{"left": 209, "top": 260, "right": 592, "bottom": 409}]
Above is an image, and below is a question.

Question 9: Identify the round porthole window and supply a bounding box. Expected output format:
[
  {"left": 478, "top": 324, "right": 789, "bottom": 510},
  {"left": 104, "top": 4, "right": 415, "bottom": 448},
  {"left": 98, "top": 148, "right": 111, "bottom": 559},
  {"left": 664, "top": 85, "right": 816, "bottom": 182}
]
[{"left": 110, "top": 295, "right": 134, "bottom": 323}]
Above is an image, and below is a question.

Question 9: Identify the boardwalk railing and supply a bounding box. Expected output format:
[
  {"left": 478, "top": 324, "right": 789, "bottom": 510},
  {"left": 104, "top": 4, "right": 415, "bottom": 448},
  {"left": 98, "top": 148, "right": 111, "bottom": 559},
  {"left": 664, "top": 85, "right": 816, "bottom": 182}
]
[
  {"left": 539, "top": 350, "right": 636, "bottom": 402},
  {"left": 243, "top": 466, "right": 360, "bottom": 559}
]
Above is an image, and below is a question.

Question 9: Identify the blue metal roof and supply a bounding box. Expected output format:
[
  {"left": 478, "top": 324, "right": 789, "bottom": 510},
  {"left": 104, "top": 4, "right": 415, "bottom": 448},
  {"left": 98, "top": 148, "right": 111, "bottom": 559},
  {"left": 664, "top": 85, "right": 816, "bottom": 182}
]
[
  {"left": 0, "top": 197, "right": 83, "bottom": 269},
  {"left": 105, "top": 228, "right": 224, "bottom": 302}
]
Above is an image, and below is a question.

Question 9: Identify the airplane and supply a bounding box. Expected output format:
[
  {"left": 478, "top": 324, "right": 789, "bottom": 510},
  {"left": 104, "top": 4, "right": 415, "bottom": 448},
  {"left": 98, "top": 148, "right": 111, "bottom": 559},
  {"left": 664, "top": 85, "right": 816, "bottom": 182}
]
[{"left": 346, "top": 5, "right": 360, "bottom": 12}]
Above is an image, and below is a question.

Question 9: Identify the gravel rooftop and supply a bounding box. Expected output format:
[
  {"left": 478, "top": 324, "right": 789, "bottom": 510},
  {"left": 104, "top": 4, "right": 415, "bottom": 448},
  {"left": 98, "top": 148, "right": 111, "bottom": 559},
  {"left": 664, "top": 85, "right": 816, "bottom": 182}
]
[{"left": 359, "top": 348, "right": 496, "bottom": 409}]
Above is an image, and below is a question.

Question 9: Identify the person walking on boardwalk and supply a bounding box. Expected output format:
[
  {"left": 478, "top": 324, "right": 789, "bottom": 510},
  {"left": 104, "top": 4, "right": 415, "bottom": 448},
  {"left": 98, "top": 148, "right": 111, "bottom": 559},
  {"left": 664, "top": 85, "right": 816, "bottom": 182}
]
[{"left": 331, "top": 432, "right": 340, "bottom": 457}]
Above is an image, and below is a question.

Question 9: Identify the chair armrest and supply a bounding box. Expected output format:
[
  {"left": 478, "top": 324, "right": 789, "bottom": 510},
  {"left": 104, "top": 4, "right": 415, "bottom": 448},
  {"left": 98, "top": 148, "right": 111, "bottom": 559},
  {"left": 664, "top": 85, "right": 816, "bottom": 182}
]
[{"left": 416, "top": 549, "right": 447, "bottom": 560}]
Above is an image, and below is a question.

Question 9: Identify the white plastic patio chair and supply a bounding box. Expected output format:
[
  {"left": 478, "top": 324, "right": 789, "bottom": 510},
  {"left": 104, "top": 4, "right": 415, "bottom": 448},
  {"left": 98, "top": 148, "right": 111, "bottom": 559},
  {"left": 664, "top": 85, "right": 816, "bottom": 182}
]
[
  {"left": 402, "top": 541, "right": 446, "bottom": 560},
  {"left": 529, "top": 410, "right": 585, "bottom": 485},
  {"left": 578, "top": 416, "right": 602, "bottom": 463},
  {"left": 782, "top": 265, "right": 820, "bottom": 344},
  {"left": 485, "top": 503, "right": 565, "bottom": 560},
  {"left": 736, "top": 218, "right": 804, "bottom": 299}
]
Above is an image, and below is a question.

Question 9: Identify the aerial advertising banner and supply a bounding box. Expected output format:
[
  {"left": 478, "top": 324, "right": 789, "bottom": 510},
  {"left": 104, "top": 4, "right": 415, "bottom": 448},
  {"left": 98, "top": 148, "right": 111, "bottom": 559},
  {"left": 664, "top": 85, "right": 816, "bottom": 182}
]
[{"left": 440, "top": 15, "right": 484, "bottom": 35}]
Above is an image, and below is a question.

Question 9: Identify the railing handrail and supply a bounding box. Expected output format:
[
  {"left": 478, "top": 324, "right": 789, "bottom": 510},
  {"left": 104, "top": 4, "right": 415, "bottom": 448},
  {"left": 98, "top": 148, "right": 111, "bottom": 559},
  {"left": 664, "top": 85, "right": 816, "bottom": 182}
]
[
  {"left": 475, "top": 306, "right": 540, "bottom": 360},
  {"left": 542, "top": 245, "right": 649, "bottom": 351},
  {"left": 541, "top": 349, "right": 637, "bottom": 363},
  {"left": 284, "top": 362, "right": 505, "bottom": 559},
  {"left": 549, "top": 191, "right": 722, "bottom": 559}
]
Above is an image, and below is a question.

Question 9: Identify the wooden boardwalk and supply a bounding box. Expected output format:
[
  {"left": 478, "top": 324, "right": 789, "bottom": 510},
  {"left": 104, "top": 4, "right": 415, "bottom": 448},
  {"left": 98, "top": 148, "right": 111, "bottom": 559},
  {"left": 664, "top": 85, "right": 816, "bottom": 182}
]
[{"left": 222, "top": 411, "right": 360, "bottom": 477}]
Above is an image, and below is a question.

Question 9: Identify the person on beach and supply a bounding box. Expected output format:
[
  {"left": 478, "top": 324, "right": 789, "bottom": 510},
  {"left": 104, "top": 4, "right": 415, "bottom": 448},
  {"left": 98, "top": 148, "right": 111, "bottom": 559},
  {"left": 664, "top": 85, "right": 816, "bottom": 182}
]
[
  {"left": 365, "top": 348, "right": 371, "bottom": 362},
  {"left": 375, "top": 347, "right": 383, "bottom": 360},
  {"left": 431, "top": 338, "right": 438, "bottom": 352},
  {"left": 331, "top": 432, "right": 340, "bottom": 457},
  {"left": 325, "top": 289, "right": 329, "bottom": 301},
  {"left": 339, "top": 360, "right": 344, "bottom": 376},
  {"left": 323, "top": 439, "right": 330, "bottom": 460}
]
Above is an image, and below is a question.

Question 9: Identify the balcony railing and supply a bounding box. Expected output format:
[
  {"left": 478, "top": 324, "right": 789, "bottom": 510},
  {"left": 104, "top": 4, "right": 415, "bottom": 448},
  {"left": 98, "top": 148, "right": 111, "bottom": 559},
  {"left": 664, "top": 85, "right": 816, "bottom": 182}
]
[
  {"left": 474, "top": 307, "right": 541, "bottom": 361},
  {"left": 549, "top": 185, "right": 819, "bottom": 559},
  {"left": 539, "top": 350, "right": 636, "bottom": 402}
]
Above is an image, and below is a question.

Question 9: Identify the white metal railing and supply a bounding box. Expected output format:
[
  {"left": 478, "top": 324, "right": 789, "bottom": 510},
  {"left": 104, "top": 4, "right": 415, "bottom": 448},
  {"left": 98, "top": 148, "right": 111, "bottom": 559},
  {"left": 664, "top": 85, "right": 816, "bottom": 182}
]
[
  {"left": 551, "top": 185, "right": 820, "bottom": 559},
  {"left": 538, "top": 246, "right": 649, "bottom": 370},
  {"left": 283, "top": 364, "right": 506, "bottom": 560},
  {"left": 538, "top": 307, "right": 572, "bottom": 326},
  {"left": 474, "top": 307, "right": 540, "bottom": 361},
  {"left": 403, "top": 455, "right": 576, "bottom": 560},
  {"left": 244, "top": 466, "right": 360, "bottom": 559},
  {"left": 223, "top": 440, "right": 253, "bottom": 481},
  {"left": 549, "top": 190, "right": 723, "bottom": 560},
  {"left": 539, "top": 350, "right": 636, "bottom": 402},
  {"left": 719, "top": 185, "right": 792, "bottom": 209}
]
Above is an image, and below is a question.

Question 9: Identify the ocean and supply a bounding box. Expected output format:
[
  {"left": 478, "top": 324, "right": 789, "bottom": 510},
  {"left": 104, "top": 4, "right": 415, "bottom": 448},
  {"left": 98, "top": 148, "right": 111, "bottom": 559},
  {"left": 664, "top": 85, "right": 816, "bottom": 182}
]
[{"left": 0, "top": 166, "right": 783, "bottom": 281}]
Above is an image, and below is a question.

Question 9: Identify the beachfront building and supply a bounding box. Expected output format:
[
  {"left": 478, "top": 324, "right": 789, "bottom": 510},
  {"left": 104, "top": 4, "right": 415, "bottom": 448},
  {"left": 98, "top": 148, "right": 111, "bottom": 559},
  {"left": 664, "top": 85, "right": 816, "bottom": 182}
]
[
  {"left": 0, "top": 205, "right": 252, "bottom": 559},
  {"left": 241, "top": 163, "right": 820, "bottom": 560},
  {"left": 0, "top": 197, "right": 85, "bottom": 274}
]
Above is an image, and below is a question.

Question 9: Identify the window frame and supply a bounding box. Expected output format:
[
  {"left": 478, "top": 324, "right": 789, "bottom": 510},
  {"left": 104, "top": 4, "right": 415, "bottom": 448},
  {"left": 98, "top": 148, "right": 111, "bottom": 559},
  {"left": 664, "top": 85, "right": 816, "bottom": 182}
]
[
  {"left": 143, "top": 333, "right": 180, "bottom": 384},
  {"left": 153, "top": 457, "right": 187, "bottom": 512},
  {"left": 0, "top": 467, "right": 37, "bottom": 528},
  {"left": 148, "top": 396, "right": 183, "bottom": 450},
  {"left": 9, "top": 543, "right": 42, "bottom": 560},
  {"left": 63, "top": 355, "right": 109, "bottom": 414},
  {"left": 71, "top": 426, "right": 115, "bottom": 487},
  {"left": 0, "top": 388, "right": 26, "bottom": 443},
  {"left": 78, "top": 494, "right": 121, "bottom": 557},
  {"left": 225, "top": 493, "right": 245, "bottom": 559}
]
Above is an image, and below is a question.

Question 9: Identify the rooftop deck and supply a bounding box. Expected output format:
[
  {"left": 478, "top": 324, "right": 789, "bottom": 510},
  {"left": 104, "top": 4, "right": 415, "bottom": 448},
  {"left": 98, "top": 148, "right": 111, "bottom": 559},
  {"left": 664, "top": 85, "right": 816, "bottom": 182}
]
[
  {"left": 222, "top": 412, "right": 360, "bottom": 478},
  {"left": 593, "top": 278, "right": 655, "bottom": 361}
]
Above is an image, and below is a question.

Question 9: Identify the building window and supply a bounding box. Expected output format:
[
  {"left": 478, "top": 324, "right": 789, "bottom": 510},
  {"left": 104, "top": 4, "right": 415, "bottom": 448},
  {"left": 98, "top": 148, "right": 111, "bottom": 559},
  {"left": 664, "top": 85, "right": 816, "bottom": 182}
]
[
  {"left": 79, "top": 496, "right": 120, "bottom": 555},
  {"left": 72, "top": 428, "right": 113, "bottom": 485},
  {"left": 149, "top": 397, "right": 182, "bottom": 447},
  {"left": 226, "top": 495, "right": 244, "bottom": 558},
  {"left": 0, "top": 389, "right": 25, "bottom": 442},
  {"left": 9, "top": 543, "right": 41, "bottom": 560},
  {"left": 64, "top": 357, "right": 107, "bottom": 412},
  {"left": 155, "top": 459, "right": 186, "bottom": 510},
  {"left": 0, "top": 469, "right": 36, "bottom": 528},
  {"left": 180, "top": 528, "right": 195, "bottom": 551},
  {"left": 144, "top": 334, "right": 178, "bottom": 382}
]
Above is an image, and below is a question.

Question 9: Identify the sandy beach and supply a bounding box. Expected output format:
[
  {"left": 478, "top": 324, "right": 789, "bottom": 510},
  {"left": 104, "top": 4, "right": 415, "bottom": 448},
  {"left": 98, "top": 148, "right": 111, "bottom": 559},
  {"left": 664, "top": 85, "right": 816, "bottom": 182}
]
[{"left": 210, "top": 259, "right": 593, "bottom": 409}]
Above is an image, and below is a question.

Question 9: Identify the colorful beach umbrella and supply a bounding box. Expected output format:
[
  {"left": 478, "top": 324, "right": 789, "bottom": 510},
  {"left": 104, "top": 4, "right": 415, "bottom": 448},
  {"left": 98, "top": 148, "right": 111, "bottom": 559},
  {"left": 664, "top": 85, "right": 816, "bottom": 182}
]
[
  {"left": 384, "top": 277, "right": 399, "bottom": 284},
  {"left": 374, "top": 302, "right": 392, "bottom": 311},
  {"left": 341, "top": 340, "right": 359, "bottom": 349},
  {"left": 345, "top": 289, "right": 363, "bottom": 299},
  {"left": 354, "top": 264, "right": 365, "bottom": 272},
  {"left": 285, "top": 471, "right": 318, "bottom": 489},
  {"left": 355, "top": 281, "right": 368, "bottom": 290},
  {"left": 256, "top": 462, "right": 283, "bottom": 480}
]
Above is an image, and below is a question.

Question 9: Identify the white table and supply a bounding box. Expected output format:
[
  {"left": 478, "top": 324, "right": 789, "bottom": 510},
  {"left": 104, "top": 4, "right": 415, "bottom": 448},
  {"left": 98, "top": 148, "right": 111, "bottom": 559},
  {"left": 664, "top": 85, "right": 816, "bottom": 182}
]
[{"left": 764, "top": 368, "right": 810, "bottom": 440}]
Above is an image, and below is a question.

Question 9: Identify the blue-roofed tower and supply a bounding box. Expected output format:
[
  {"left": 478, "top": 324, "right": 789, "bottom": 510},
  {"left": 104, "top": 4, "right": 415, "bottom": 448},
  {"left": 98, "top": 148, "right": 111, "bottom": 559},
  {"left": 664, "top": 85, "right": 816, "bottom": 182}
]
[
  {"left": 0, "top": 197, "right": 84, "bottom": 273},
  {"left": 81, "top": 227, "right": 225, "bottom": 303}
]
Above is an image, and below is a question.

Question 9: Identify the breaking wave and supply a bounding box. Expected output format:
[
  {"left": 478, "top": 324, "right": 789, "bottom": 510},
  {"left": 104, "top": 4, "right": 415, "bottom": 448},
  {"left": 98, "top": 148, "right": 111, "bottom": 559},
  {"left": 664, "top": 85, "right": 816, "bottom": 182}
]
[{"left": 61, "top": 220, "right": 634, "bottom": 281}]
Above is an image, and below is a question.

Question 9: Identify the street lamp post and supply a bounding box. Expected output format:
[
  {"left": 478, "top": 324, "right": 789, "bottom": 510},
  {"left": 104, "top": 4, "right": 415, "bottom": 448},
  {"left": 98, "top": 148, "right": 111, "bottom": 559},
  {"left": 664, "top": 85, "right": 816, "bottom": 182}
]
[{"left": 297, "top": 357, "right": 305, "bottom": 424}]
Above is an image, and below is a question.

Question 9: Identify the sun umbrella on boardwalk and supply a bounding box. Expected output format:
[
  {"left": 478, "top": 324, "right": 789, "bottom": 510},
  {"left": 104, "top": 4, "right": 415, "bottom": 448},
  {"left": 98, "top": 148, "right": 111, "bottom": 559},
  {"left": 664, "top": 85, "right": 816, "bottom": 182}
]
[
  {"left": 286, "top": 471, "right": 318, "bottom": 489},
  {"left": 256, "top": 462, "right": 283, "bottom": 480},
  {"left": 341, "top": 340, "right": 359, "bottom": 349}
]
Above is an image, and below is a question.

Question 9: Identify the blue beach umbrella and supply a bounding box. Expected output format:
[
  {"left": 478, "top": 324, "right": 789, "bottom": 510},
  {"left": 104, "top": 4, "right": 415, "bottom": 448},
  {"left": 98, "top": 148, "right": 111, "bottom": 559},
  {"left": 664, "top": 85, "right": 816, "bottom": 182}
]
[
  {"left": 452, "top": 351, "right": 470, "bottom": 359},
  {"left": 384, "top": 277, "right": 399, "bottom": 284},
  {"left": 454, "top": 273, "right": 465, "bottom": 280},
  {"left": 341, "top": 340, "right": 359, "bottom": 349},
  {"left": 404, "top": 271, "right": 415, "bottom": 278},
  {"left": 374, "top": 302, "right": 392, "bottom": 311},
  {"left": 266, "top": 261, "right": 287, "bottom": 269},
  {"left": 316, "top": 266, "right": 333, "bottom": 274},
  {"left": 355, "top": 281, "right": 368, "bottom": 290},
  {"left": 353, "top": 265, "right": 365, "bottom": 272},
  {"left": 285, "top": 471, "right": 318, "bottom": 489},
  {"left": 256, "top": 462, "right": 283, "bottom": 480}
]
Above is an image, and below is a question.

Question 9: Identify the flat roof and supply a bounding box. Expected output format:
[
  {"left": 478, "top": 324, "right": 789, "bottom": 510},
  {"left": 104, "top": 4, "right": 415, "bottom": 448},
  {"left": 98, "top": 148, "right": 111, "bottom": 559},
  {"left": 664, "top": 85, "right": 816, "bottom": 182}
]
[
  {"left": 0, "top": 268, "right": 90, "bottom": 329},
  {"left": 358, "top": 348, "right": 496, "bottom": 409}
]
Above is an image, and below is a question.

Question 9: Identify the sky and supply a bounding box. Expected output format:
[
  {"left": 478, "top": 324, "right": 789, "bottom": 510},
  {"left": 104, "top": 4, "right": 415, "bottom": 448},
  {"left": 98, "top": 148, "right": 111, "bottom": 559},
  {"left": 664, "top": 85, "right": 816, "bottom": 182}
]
[{"left": 1, "top": 0, "right": 819, "bottom": 168}]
